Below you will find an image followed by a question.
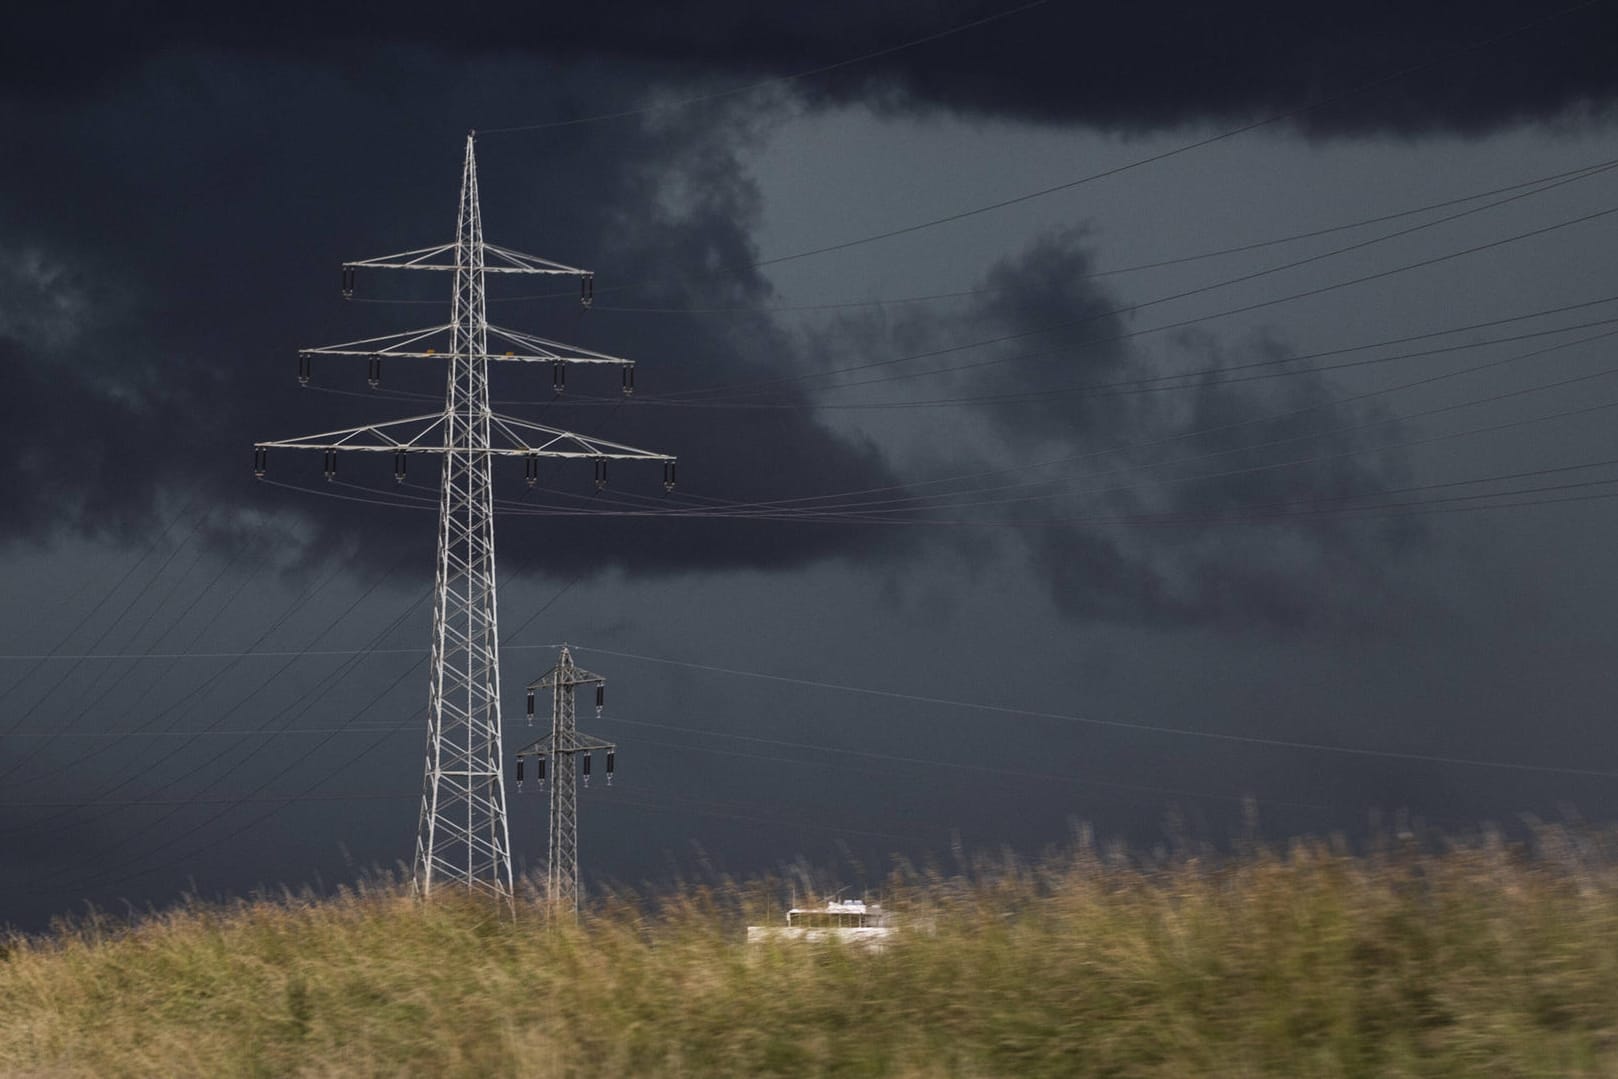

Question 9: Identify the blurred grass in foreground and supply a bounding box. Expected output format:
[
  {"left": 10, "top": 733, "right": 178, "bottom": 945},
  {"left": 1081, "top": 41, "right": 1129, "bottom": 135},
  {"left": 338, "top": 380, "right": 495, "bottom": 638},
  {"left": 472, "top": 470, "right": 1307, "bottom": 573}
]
[{"left": 5, "top": 825, "right": 1618, "bottom": 1077}]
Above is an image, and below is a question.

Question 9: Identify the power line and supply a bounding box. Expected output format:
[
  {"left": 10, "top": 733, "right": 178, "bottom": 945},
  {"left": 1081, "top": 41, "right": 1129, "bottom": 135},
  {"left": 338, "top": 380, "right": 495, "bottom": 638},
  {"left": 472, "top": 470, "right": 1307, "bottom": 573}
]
[
  {"left": 474, "top": 384, "right": 1618, "bottom": 526},
  {"left": 583, "top": 158, "right": 1618, "bottom": 315},
  {"left": 28, "top": 572, "right": 587, "bottom": 899},
  {"left": 573, "top": 645, "right": 1618, "bottom": 780},
  {"left": 602, "top": 791, "right": 928, "bottom": 845},
  {"left": 575, "top": 319, "right": 1616, "bottom": 532},
  {"left": 274, "top": 323, "right": 1618, "bottom": 528},
  {"left": 268, "top": 454, "right": 1618, "bottom": 530},
  {"left": 727, "top": 0, "right": 1611, "bottom": 278},
  {"left": 628, "top": 307, "right": 1618, "bottom": 412},
  {"left": 665, "top": 198, "right": 1618, "bottom": 402},
  {"left": 727, "top": 346, "right": 1618, "bottom": 521},
  {"left": 25, "top": 635, "right": 432, "bottom": 895},
  {"left": 0, "top": 642, "right": 564, "bottom": 663},
  {"left": 0, "top": 707, "right": 1336, "bottom": 818},
  {"left": 0, "top": 787, "right": 921, "bottom": 848},
  {"left": 4, "top": 726, "right": 414, "bottom": 738},
  {"left": 0, "top": 498, "right": 208, "bottom": 734},
  {"left": 20, "top": 533, "right": 258, "bottom": 779},
  {"left": 5, "top": 555, "right": 351, "bottom": 793},
  {"left": 0, "top": 561, "right": 416, "bottom": 842},
  {"left": 331, "top": 296, "right": 1618, "bottom": 420},
  {"left": 476, "top": 0, "right": 1608, "bottom": 306},
  {"left": 14, "top": 557, "right": 474, "bottom": 884},
  {"left": 0, "top": 792, "right": 414, "bottom": 808},
  {"left": 0, "top": 508, "right": 217, "bottom": 784},
  {"left": 366, "top": 157, "right": 1613, "bottom": 312},
  {"left": 639, "top": 325, "right": 1618, "bottom": 525},
  {"left": 0, "top": 498, "right": 207, "bottom": 712},
  {"left": 601, "top": 716, "right": 1334, "bottom": 814}
]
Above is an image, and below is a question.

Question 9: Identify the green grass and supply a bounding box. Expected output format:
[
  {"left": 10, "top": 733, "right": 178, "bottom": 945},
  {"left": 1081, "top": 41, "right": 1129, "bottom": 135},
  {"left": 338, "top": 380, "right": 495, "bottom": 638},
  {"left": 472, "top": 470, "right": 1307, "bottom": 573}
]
[{"left": 6, "top": 828, "right": 1618, "bottom": 1077}]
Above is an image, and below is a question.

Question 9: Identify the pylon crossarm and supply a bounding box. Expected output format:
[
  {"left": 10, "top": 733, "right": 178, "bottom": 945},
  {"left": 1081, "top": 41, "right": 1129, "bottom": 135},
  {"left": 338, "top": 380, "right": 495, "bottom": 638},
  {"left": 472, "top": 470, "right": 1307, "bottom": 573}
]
[
  {"left": 255, "top": 413, "right": 449, "bottom": 452},
  {"left": 531, "top": 666, "right": 606, "bottom": 690},
  {"left": 516, "top": 732, "right": 614, "bottom": 756},
  {"left": 342, "top": 242, "right": 588, "bottom": 276},
  {"left": 486, "top": 325, "right": 631, "bottom": 365},
  {"left": 301, "top": 324, "right": 455, "bottom": 357},
  {"left": 344, "top": 243, "right": 457, "bottom": 270},
  {"left": 533, "top": 672, "right": 604, "bottom": 690},
  {"left": 484, "top": 243, "right": 590, "bottom": 277},
  {"left": 254, "top": 411, "right": 673, "bottom": 461},
  {"left": 488, "top": 413, "right": 676, "bottom": 461},
  {"left": 297, "top": 322, "right": 626, "bottom": 366}
]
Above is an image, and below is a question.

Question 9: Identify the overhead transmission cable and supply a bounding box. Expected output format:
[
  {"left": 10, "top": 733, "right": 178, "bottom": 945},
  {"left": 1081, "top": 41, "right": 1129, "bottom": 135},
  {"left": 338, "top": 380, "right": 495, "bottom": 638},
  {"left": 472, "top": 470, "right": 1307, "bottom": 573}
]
[
  {"left": 581, "top": 157, "right": 1618, "bottom": 315},
  {"left": 483, "top": 382, "right": 1618, "bottom": 527},
  {"left": 811, "top": 314, "right": 1618, "bottom": 411},
  {"left": 469, "top": 0, "right": 1609, "bottom": 308},
  {"left": 0, "top": 536, "right": 355, "bottom": 793},
  {"left": 464, "top": 336, "right": 1618, "bottom": 527},
  {"left": 0, "top": 705, "right": 1342, "bottom": 815},
  {"left": 354, "top": 157, "right": 1618, "bottom": 312},
  {"left": 661, "top": 195, "right": 1618, "bottom": 403},
  {"left": 603, "top": 716, "right": 1337, "bottom": 812},
  {"left": 326, "top": 295, "right": 1618, "bottom": 424},
  {"left": 25, "top": 613, "right": 432, "bottom": 894},
  {"left": 674, "top": 335, "right": 1618, "bottom": 521},
  {"left": 34, "top": 572, "right": 588, "bottom": 899},
  {"left": 622, "top": 304, "right": 1618, "bottom": 412},
  {"left": 574, "top": 646, "right": 1618, "bottom": 781},
  {"left": 0, "top": 558, "right": 413, "bottom": 840},
  {"left": 721, "top": 1, "right": 1615, "bottom": 279},
  {"left": 29, "top": 527, "right": 257, "bottom": 774},
  {"left": 618, "top": 313, "right": 1618, "bottom": 518},
  {"left": 591, "top": 321, "right": 1618, "bottom": 530},
  {"left": 0, "top": 496, "right": 208, "bottom": 712},
  {"left": 17, "top": 563, "right": 436, "bottom": 876},
  {"left": 34, "top": 541, "right": 593, "bottom": 892},
  {"left": 0, "top": 505, "right": 215, "bottom": 782},
  {"left": 286, "top": 410, "right": 1618, "bottom": 529},
  {"left": 262, "top": 411, "right": 1618, "bottom": 529}
]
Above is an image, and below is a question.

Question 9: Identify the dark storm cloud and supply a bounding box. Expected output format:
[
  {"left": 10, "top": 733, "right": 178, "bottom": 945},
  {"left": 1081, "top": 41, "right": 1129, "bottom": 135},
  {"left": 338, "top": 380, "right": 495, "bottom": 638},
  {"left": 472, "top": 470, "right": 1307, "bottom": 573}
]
[
  {"left": 0, "top": 54, "right": 905, "bottom": 577},
  {"left": 8, "top": 1, "right": 1616, "bottom": 133},
  {"left": 0, "top": 314, "right": 171, "bottom": 547},
  {"left": 856, "top": 229, "right": 1416, "bottom": 628}
]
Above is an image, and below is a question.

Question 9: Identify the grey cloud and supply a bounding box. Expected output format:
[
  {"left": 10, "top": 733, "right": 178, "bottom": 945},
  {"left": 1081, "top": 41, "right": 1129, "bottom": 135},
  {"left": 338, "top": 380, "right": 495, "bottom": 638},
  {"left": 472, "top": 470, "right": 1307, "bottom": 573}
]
[
  {"left": 0, "top": 56, "right": 910, "bottom": 579},
  {"left": 858, "top": 229, "right": 1419, "bottom": 629}
]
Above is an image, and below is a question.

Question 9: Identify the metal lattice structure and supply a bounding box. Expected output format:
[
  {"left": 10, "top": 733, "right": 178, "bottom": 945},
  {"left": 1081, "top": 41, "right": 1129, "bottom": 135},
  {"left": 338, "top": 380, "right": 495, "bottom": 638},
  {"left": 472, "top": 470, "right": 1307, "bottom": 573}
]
[
  {"left": 254, "top": 133, "right": 674, "bottom": 905},
  {"left": 516, "top": 647, "right": 615, "bottom": 915}
]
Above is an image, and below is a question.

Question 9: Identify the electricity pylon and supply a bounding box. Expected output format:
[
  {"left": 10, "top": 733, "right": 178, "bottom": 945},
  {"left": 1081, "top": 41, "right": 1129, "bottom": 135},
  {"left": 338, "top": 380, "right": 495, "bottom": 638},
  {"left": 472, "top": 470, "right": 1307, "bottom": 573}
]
[
  {"left": 253, "top": 133, "right": 675, "bottom": 905},
  {"left": 516, "top": 647, "right": 616, "bottom": 915}
]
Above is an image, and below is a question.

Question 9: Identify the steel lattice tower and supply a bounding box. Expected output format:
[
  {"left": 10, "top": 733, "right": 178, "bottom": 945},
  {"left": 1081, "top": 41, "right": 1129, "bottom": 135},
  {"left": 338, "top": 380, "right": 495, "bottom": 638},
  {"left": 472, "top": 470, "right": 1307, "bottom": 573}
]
[
  {"left": 516, "top": 647, "right": 615, "bottom": 915},
  {"left": 415, "top": 134, "right": 506, "bottom": 902},
  {"left": 254, "top": 133, "right": 675, "bottom": 904}
]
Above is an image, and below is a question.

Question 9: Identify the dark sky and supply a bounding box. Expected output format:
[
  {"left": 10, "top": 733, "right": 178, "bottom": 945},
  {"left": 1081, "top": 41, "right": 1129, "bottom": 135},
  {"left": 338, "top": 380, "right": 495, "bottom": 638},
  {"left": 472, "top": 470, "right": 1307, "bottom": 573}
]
[{"left": 3, "top": 0, "right": 1618, "bottom": 929}]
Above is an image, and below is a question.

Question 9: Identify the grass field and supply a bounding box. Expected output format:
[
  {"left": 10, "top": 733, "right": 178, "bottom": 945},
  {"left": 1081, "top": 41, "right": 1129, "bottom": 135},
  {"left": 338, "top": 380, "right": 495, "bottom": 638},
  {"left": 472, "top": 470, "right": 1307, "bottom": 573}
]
[{"left": 5, "top": 827, "right": 1618, "bottom": 1077}]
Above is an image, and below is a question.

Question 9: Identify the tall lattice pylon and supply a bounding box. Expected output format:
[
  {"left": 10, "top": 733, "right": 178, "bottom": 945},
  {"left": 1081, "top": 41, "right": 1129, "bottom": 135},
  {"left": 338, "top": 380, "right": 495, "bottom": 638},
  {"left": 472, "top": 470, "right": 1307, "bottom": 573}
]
[
  {"left": 254, "top": 133, "right": 675, "bottom": 905},
  {"left": 516, "top": 647, "right": 616, "bottom": 916}
]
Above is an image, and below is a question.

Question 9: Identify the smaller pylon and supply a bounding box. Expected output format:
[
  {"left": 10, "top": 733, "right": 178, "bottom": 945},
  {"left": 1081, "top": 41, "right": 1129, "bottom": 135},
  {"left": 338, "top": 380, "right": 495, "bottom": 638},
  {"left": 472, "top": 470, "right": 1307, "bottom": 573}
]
[{"left": 516, "top": 646, "right": 615, "bottom": 916}]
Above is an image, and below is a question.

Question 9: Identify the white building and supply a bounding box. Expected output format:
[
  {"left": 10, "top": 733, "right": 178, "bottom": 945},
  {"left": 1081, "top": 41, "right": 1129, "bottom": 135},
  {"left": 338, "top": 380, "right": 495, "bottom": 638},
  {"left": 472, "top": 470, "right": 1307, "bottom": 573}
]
[{"left": 746, "top": 899, "right": 896, "bottom": 950}]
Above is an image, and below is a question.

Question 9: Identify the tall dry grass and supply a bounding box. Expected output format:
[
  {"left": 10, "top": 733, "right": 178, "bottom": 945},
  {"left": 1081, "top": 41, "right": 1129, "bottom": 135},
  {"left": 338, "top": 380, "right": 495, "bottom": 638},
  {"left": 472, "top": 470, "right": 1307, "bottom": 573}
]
[{"left": 4, "top": 827, "right": 1618, "bottom": 1077}]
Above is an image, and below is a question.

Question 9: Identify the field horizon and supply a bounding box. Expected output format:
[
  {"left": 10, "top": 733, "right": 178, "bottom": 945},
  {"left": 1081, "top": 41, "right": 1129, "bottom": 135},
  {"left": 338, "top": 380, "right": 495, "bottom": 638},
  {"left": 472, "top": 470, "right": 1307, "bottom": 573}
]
[{"left": 5, "top": 823, "right": 1618, "bottom": 1077}]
